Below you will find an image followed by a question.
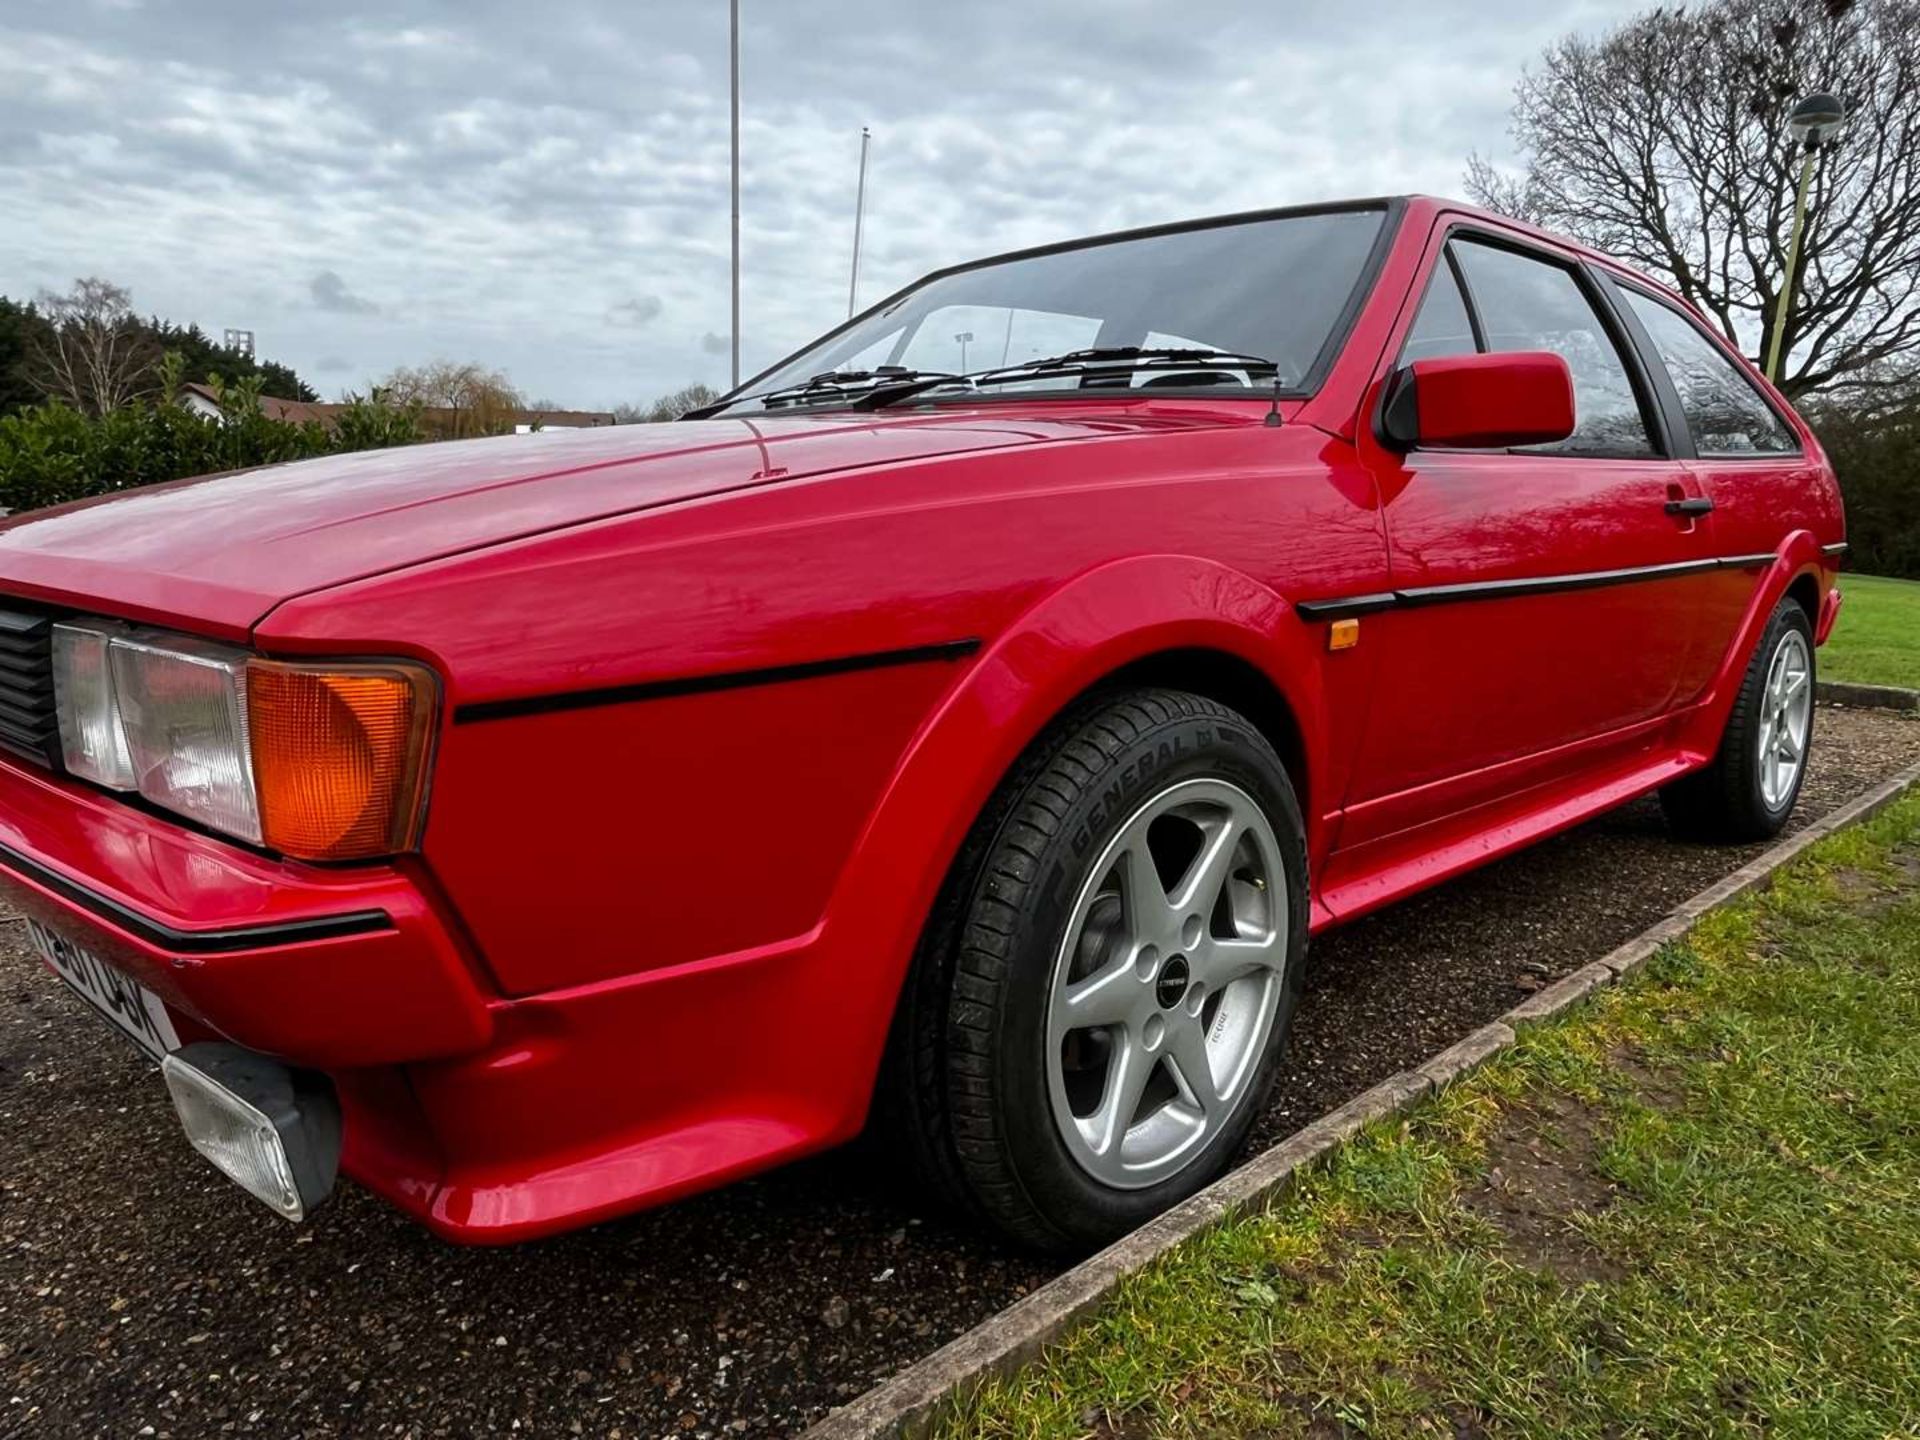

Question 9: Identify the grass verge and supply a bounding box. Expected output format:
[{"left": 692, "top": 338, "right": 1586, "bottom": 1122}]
[
  {"left": 1824, "top": 573, "right": 1920, "bottom": 690},
  {"left": 938, "top": 792, "right": 1920, "bottom": 1439}
]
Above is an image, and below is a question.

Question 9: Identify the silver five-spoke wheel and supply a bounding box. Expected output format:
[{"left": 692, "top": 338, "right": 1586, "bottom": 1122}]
[
  {"left": 1044, "top": 777, "right": 1286, "bottom": 1190},
  {"left": 1660, "top": 597, "right": 1815, "bottom": 843},
  {"left": 1757, "top": 628, "right": 1812, "bottom": 810}
]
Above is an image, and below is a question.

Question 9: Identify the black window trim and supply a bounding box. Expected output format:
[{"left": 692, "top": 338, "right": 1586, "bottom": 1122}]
[
  {"left": 1430, "top": 221, "right": 1679, "bottom": 462},
  {"left": 1601, "top": 273, "right": 1804, "bottom": 462},
  {"left": 1395, "top": 246, "right": 1482, "bottom": 366},
  {"left": 1445, "top": 245, "right": 1487, "bottom": 353},
  {"left": 1588, "top": 267, "right": 1695, "bottom": 461},
  {"left": 715, "top": 197, "right": 1408, "bottom": 415}
]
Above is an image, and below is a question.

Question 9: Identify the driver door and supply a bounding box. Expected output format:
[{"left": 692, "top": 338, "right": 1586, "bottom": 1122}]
[{"left": 1340, "top": 228, "right": 1716, "bottom": 847}]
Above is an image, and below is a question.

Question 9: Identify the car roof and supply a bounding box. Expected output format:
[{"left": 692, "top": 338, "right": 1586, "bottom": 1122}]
[{"left": 1396, "top": 194, "right": 1672, "bottom": 290}]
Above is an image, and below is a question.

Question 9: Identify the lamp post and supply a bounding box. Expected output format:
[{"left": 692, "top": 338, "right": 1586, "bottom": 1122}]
[
  {"left": 954, "top": 331, "right": 974, "bottom": 371},
  {"left": 847, "top": 127, "right": 870, "bottom": 318},
  {"left": 729, "top": 0, "right": 741, "bottom": 391},
  {"left": 1764, "top": 91, "right": 1848, "bottom": 385}
]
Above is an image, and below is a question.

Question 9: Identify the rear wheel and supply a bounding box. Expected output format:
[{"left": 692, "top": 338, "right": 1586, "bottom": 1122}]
[
  {"left": 1661, "top": 596, "right": 1814, "bottom": 842},
  {"left": 883, "top": 688, "right": 1308, "bottom": 1252}
]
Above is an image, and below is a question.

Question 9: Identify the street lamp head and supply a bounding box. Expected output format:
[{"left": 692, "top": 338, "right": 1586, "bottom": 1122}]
[{"left": 1786, "top": 92, "right": 1847, "bottom": 150}]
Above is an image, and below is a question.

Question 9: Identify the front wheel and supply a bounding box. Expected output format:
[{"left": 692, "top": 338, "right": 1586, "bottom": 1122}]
[
  {"left": 1661, "top": 596, "right": 1815, "bottom": 842},
  {"left": 887, "top": 689, "right": 1308, "bottom": 1252}
]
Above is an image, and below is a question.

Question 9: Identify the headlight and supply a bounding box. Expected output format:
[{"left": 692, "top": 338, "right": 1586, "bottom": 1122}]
[
  {"left": 51, "top": 622, "right": 436, "bottom": 861},
  {"left": 111, "top": 632, "right": 263, "bottom": 843},
  {"left": 50, "top": 621, "right": 136, "bottom": 790}
]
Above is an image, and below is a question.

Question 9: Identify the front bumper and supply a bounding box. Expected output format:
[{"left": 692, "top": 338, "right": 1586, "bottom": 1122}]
[
  {"left": 0, "top": 758, "right": 853, "bottom": 1243},
  {"left": 0, "top": 758, "right": 492, "bottom": 1068}
]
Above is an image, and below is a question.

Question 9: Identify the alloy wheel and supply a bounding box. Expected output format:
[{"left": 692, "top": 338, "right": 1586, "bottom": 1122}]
[
  {"left": 1757, "top": 628, "right": 1812, "bottom": 810},
  {"left": 1043, "top": 777, "right": 1287, "bottom": 1190}
]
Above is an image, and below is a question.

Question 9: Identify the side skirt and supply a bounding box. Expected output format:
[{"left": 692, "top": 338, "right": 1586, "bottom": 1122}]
[{"left": 1310, "top": 719, "right": 1707, "bottom": 932}]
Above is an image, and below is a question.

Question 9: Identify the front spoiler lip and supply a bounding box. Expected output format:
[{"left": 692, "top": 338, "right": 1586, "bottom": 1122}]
[{"left": 0, "top": 839, "right": 393, "bottom": 953}]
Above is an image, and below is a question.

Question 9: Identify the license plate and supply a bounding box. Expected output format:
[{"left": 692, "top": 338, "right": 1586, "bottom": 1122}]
[{"left": 28, "top": 917, "right": 181, "bottom": 1061}]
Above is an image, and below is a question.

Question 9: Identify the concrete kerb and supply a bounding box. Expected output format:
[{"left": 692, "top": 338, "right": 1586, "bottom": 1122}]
[
  {"left": 803, "top": 758, "right": 1920, "bottom": 1440},
  {"left": 1816, "top": 679, "right": 1920, "bottom": 713}
]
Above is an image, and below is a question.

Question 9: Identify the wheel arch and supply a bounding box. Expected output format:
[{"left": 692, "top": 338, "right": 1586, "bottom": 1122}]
[
  {"left": 1677, "top": 530, "right": 1830, "bottom": 761},
  {"left": 823, "top": 555, "right": 1333, "bottom": 1133},
  {"left": 1084, "top": 647, "right": 1310, "bottom": 824},
  {"left": 1785, "top": 571, "right": 1820, "bottom": 628}
]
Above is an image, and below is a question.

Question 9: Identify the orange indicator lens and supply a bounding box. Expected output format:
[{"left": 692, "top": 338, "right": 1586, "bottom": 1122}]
[{"left": 246, "top": 661, "right": 436, "bottom": 860}]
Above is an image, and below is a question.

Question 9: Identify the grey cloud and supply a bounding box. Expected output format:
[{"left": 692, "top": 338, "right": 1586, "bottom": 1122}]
[
  {"left": 608, "top": 295, "right": 664, "bottom": 328},
  {"left": 309, "top": 270, "right": 378, "bottom": 315},
  {"left": 0, "top": 0, "right": 1648, "bottom": 408},
  {"left": 315, "top": 354, "right": 352, "bottom": 372}
]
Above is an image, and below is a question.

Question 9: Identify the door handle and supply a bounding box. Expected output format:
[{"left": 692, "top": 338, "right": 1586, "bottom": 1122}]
[{"left": 1665, "top": 497, "right": 1714, "bottom": 517}]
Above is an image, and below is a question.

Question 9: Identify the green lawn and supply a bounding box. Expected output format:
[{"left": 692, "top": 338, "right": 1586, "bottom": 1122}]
[
  {"left": 1824, "top": 573, "right": 1920, "bottom": 690},
  {"left": 939, "top": 793, "right": 1920, "bottom": 1440}
]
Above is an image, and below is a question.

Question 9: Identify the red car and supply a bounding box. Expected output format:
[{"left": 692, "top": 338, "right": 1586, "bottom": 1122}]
[{"left": 0, "top": 196, "right": 1843, "bottom": 1250}]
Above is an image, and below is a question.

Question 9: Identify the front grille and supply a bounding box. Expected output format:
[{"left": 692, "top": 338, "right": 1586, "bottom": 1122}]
[{"left": 0, "top": 606, "right": 59, "bottom": 768}]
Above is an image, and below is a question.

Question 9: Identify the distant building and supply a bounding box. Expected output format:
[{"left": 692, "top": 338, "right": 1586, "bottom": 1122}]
[{"left": 179, "top": 384, "right": 340, "bottom": 427}]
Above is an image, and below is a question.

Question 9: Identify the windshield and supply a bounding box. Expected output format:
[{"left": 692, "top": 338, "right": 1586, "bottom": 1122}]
[{"left": 734, "top": 205, "right": 1387, "bottom": 411}]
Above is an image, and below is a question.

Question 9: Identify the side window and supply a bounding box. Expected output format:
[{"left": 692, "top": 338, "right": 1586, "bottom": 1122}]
[
  {"left": 1400, "top": 261, "right": 1478, "bottom": 362},
  {"left": 1451, "top": 239, "right": 1656, "bottom": 458},
  {"left": 1617, "top": 288, "right": 1798, "bottom": 456}
]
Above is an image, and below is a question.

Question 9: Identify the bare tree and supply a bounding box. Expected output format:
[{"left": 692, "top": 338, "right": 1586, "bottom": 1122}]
[
  {"left": 30, "top": 278, "right": 160, "bottom": 415},
  {"left": 374, "top": 360, "right": 524, "bottom": 438},
  {"left": 615, "top": 383, "right": 722, "bottom": 423},
  {"left": 1468, "top": 0, "right": 1920, "bottom": 402}
]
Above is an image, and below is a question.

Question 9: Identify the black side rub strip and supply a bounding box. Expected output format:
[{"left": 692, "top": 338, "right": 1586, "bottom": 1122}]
[
  {"left": 0, "top": 842, "right": 394, "bottom": 954},
  {"left": 455, "top": 637, "right": 984, "bottom": 725},
  {"left": 1824, "top": 542, "right": 1849, "bottom": 557},
  {"left": 1296, "top": 592, "right": 1398, "bottom": 619},
  {"left": 1298, "top": 553, "right": 1786, "bottom": 622}
]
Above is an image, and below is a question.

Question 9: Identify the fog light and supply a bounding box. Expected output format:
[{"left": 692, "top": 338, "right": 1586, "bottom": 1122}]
[{"left": 161, "top": 1044, "right": 340, "bottom": 1221}]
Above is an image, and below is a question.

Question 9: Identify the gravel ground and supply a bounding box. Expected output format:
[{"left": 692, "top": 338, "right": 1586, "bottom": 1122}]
[{"left": 3, "top": 704, "right": 1917, "bottom": 1440}]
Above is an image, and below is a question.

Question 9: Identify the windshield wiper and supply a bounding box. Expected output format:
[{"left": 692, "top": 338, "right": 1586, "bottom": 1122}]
[
  {"left": 681, "top": 367, "right": 963, "bottom": 419},
  {"left": 854, "top": 347, "right": 1283, "bottom": 410},
  {"left": 996, "top": 346, "right": 1280, "bottom": 376},
  {"left": 688, "top": 349, "right": 1285, "bottom": 419}
]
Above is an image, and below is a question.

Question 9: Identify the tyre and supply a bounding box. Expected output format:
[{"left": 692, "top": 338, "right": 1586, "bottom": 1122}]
[
  {"left": 1660, "top": 596, "right": 1815, "bottom": 842},
  {"left": 883, "top": 688, "right": 1309, "bottom": 1252}
]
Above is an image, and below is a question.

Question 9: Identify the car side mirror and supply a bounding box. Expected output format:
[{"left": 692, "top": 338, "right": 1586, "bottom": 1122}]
[{"left": 1377, "top": 351, "right": 1576, "bottom": 451}]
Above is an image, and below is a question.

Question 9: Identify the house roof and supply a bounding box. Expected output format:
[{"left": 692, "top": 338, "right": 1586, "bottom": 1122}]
[{"left": 180, "top": 382, "right": 343, "bottom": 427}]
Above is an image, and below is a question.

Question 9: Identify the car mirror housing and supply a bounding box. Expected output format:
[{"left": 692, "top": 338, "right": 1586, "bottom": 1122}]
[{"left": 1378, "top": 350, "right": 1576, "bottom": 451}]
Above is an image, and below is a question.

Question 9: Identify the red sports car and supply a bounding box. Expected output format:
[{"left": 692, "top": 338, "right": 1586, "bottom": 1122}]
[{"left": 0, "top": 196, "right": 1843, "bottom": 1250}]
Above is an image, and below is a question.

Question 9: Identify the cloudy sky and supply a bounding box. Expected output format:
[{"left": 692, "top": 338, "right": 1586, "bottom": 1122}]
[{"left": 2, "top": 0, "right": 1646, "bottom": 410}]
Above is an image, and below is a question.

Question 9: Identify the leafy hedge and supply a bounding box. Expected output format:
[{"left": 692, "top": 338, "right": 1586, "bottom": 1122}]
[
  {"left": 1817, "top": 408, "right": 1920, "bottom": 582},
  {"left": 0, "top": 364, "right": 423, "bottom": 514}
]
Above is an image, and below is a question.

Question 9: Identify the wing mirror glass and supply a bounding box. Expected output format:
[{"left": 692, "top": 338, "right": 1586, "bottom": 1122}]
[{"left": 1378, "top": 350, "right": 1576, "bottom": 451}]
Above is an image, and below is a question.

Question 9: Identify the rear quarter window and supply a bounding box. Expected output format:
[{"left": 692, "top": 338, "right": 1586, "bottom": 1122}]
[{"left": 1617, "top": 288, "right": 1799, "bottom": 456}]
